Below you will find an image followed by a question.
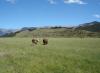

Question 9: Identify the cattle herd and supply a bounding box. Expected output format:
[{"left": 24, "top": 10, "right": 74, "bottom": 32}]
[{"left": 32, "top": 38, "right": 48, "bottom": 46}]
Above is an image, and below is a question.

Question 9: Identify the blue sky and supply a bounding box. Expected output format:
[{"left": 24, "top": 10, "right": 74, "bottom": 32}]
[{"left": 0, "top": 0, "right": 100, "bottom": 29}]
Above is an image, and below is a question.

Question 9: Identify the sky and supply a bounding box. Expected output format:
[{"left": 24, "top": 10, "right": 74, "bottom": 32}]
[{"left": 0, "top": 0, "right": 100, "bottom": 29}]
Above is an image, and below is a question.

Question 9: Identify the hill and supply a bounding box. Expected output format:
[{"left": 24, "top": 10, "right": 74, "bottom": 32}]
[
  {"left": 76, "top": 21, "right": 100, "bottom": 32},
  {"left": 14, "top": 28, "right": 99, "bottom": 38},
  {"left": 0, "top": 29, "right": 17, "bottom": 37},
  {"left": 0, "top": 21, "right": 100, "bottom": 38}
]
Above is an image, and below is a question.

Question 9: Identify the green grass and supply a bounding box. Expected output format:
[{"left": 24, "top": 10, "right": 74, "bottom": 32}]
[{"left": 0, "top": 38, "right": 100, "bottom": 73}]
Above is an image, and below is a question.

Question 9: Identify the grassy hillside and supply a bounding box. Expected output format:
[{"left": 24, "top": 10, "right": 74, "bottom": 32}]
[
  {"left": 14, "top": 28, "right": 100, "bottom": 38},
  {"left": 0, "top": 38, "right": 100, "bottom": 73},
  {"left": 15, "top": 28, "right": 67, "bottom": 37}
]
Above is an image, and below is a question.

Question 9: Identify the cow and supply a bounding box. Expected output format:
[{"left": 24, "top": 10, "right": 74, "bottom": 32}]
[
  {"left": 32, "top": 38, "right": 38, "bottom": 45},
  {"left": 43, "top": 38, "right": 48, "bottom": 45}
]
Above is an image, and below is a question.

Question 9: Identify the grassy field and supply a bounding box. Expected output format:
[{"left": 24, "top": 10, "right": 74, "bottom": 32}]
[{"left": 0, "top": 38, "right": 100, "bottom": 73}]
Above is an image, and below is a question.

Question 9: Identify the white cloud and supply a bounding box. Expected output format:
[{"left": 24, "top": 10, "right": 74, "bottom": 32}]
[
  {"left": 64, "top": 0, "right": 87, "bottom": 4},
  {"left": 6, "top": 0, "right": 16, "bottom": 4},
  {"left": 93, "top": 14, "right": 100, "bottom": 18},
  {"left": 48, "top": 0, "right": 57, "bottom": 4}
]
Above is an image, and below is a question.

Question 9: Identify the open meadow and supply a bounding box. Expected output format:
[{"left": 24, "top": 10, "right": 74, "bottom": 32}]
[{"left": 0, "top": 38, "right": 100, "bottom": 73}]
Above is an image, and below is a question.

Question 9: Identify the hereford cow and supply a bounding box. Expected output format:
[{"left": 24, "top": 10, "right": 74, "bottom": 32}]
[
  {"left": 32, "top": 38, "right": 38, "bottom": 45},
  {"left": 43, "top": 38, "right": 48, "bottom": 45}
]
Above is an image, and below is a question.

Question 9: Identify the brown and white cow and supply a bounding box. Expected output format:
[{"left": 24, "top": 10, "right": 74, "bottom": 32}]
[
  {"left": 32, "top": 38, "right": 38, "bottom": 45},
  {"left": 43, "top": 38, "right": 48, "bottom": 45}
]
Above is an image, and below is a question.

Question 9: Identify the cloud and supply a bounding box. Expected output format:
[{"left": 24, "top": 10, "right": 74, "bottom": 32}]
[
  {"left": 48, "top": 0, "right": 57, "bottom": 4},
  {"left": 6, "top": 0, "right": 16, "bottom": 4},
  {"left": 64, "top": 0, "right": 87, "bottom": 4},
  {"left": 93, "top": 14, "right": 100, "bottom": 18}
]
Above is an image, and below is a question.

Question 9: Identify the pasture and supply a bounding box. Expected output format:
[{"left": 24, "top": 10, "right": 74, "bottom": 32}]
[{"left": 0, "top": 38, "right": 100, "bottom": 73}]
